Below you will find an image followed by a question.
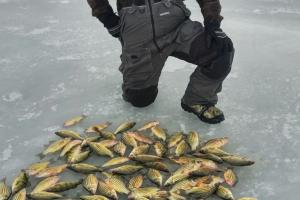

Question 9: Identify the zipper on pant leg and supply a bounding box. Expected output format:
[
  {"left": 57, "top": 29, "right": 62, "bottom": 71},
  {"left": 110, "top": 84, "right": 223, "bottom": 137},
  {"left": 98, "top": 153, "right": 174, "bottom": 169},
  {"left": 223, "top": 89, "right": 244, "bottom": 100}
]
[{"left": 147, "top": 0, "right": 161, "bottom": 52}]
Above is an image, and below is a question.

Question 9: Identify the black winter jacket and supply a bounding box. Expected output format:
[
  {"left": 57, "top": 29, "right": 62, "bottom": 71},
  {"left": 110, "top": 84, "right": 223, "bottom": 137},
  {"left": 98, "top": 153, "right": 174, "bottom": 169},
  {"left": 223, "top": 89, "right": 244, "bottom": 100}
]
[{"left": 88, "top": 0, "right": 223, "bottom": 34}]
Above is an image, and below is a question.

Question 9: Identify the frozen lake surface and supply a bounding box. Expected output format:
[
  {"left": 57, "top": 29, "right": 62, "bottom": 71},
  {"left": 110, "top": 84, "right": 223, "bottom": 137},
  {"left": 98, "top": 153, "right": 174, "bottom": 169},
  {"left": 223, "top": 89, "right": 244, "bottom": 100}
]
[{"left": 0, "top": 0, "right": 300, "bottom": 199}]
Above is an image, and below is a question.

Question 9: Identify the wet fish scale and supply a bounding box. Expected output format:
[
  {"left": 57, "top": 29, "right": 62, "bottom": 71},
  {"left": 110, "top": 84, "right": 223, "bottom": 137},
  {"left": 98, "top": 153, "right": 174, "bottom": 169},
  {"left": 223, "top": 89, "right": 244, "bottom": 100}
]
[
  {"left": 221, "top": 155, "right": 255, "bottom": 166},
  {"left": 88, "top": 142, "right": 114, "bottom": 158},
  {"left": 216, "top": 185, "right": 234, "bottom": 200},
  {"left": 26, "top": 161, "right": 50, "bottom": 176},
  {"left": 105, "top": 175, "right": 129, "bottom": 194},
  {"left": 175, "top": 140, "right": 189, "bottom": 157},
  {"left": 186, "top": 183, "right": 216, "bottom": 199},
  {"left": 128, "top": 175, "right": 143, "bottom": 190},
  {"left": 224, "top": 168, "right": 238, "bottom": 187},
  {"left": 68, "top": 163, "right": 102, "bottom": 174},
  {"left": 32, "top": 176, "right": 60, "bottom": 193},
  {"left": 66, "top": 145, "right": 91, "bottom": 164},
  {"left": 11, "top": 188, "right": 26, "bottom": 200},
  {"left": 154, "top": 142, "right": 166, "bottom": 157},
  {"left": 102, "top": 157, "right": 130, "bottom": 168},
  {"left": 46, "top": 180, "right": 82, "bottom": 192},
  {"left": 80, "top": 195, "right": 109, "bottom": 200},
  {"left": 132, "top": 154, "right": 163, "bottom": 163},
  {"left": 0, "top": 179, "right": 11, "bottom": 200},
  {"left": 202, "top": 137, "right": 229, "bottom": 150},
  {"left": 29, "top": 191, "right": 63, "bottom": 200},
  {"left": 110, "top": 165, "right": 143, "bottom": 175},
  {"left": 138, "top": 121, "right": 160, "bottom": 131},
  {"left": 36, "top": 164, "right": 68, "bottom": 178},
  {"left": 98, "top": 139, "right": 118, "bottom": 148},
  {"left": 202, "top": 148, "right": 231, "bottom": 157},
  {"left": 129, "top": 144, "right": 150, "bottom": 158},
  {"left": 122, "top": 133, "right": 138, "bottom": 148},
  {"left": 97, "top": 181, "right": 118, "bottom": 200},
  {"left": 43, "top": 138, "right": 71, "bottom": 155},
  {"left": 170, "top": 179, "right": 195, "bottom": 193},
  {"left": 127, "top": 132, "right": 154, "bottom": 144},
  {"left": 11, "top": 170, "right": 28, "bottom": 194},
  {"left": 97, "top": 130, "right": 116, "bottom": 140},
  {"left": 113, "top": 141, "right": 127, "bottom": 156},
  {"left": 63, "top": 114, "right": 86, "bottom": 127},
  {"left": 60, "top": 140, "right": 82, "bottom": 157},
  {"left": 151, "top": 126, "right": 167, "bottom": 141},
  {"left": 114, "top": 121, "right": 136, "bottom": 134},
  {"left": 164, "top": 173, "right": 189, "bottom": 186},
  {"left": 168, "top": 132, "right": 183, "bottom": 149},
  {"left": 55, "top": 130, "right": 84, "bottom": 140},
  {"left": 147, "top": 169, "right": 163, "bottom": 186},
  {"left": 193, "top": 152, "right": 223, "bottom": 163},
  {"left": 85, "top": 122, "right": 111, "bottom": 133},
  {"left": 129, "top": 187, "right": 160, "bottom": 199},
  {"left": 83, "top": 174, "right": 98, "bottom": 195},
  {"left": 143, "top": 162, "right": 170, "bottom": 173},
  {"left": 187, "top": 131, "right": 199, "bottom": 151}
]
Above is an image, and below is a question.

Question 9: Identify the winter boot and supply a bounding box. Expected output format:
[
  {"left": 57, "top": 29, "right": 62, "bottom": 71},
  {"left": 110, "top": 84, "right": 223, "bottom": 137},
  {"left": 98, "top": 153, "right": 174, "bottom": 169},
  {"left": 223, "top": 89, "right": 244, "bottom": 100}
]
[{"left": 181, "top": 101, "right": 225, "bottom": 124}]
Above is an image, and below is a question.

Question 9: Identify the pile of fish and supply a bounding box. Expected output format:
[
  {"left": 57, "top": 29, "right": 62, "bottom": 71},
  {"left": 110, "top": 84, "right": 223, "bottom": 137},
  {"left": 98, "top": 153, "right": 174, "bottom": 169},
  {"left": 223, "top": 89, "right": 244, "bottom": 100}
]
[{"left": 0, "top": 115, "right": 257, "bottom": 200}]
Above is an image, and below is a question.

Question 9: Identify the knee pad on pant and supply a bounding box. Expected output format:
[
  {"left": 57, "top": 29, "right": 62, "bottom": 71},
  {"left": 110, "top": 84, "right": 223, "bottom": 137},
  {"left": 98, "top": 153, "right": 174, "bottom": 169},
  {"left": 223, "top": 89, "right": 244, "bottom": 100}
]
[
  {"left": 202, "top": 49, "right": 235, "bottom": 80},
  {"left": 123, "top": 85, "right": 158, "bottom": 108}
]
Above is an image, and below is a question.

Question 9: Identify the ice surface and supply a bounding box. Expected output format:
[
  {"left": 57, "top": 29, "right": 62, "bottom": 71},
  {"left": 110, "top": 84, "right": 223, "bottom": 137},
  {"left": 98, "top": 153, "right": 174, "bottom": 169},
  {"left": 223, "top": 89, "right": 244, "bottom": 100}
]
[{"left": 0, "top": 0, "right": 300, "bottom": 199}]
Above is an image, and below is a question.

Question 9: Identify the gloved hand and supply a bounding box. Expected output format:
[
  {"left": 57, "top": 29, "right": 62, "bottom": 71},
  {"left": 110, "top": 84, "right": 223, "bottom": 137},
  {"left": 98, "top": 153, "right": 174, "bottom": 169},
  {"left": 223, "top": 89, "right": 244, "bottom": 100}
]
[
  {"left": 205, "top": 20, "right": 233, "bottom": 53},
  {"left": 87, "top": 0, "right": 120, "bottom": 38}
]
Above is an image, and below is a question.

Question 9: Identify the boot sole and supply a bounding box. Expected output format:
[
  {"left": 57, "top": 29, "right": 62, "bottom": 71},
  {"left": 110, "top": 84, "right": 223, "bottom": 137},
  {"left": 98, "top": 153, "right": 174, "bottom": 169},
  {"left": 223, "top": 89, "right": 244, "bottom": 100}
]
[{"left": 181, "top": 102, "right": 225, "bottom": 124}]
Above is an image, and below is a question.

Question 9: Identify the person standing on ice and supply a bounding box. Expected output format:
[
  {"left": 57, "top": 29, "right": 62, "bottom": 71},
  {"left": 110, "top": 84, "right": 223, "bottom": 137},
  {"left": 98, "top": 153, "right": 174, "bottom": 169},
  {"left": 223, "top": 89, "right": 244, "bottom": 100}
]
[{"left": 87, "top": 0, "right": 234, "bottom": 124}]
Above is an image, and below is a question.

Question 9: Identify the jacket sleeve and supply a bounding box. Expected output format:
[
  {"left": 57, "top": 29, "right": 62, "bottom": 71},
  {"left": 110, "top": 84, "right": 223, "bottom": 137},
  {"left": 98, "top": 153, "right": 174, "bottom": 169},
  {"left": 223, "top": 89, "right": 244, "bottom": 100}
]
[
  {"left": 196, "top": 0, "right": 223, "bottom": 26},
  {"left": 87, "top": 0, "right": 119, "bottom": 30}
]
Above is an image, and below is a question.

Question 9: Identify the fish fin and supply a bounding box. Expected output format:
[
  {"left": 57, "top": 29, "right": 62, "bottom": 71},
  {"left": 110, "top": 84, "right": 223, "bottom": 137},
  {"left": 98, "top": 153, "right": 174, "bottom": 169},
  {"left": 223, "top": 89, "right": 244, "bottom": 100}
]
[
  {"left": 57, "top": 156, "right": 65, "bottom": 161},
  {"left": 0, "top": 177, "right": 6, "bottom": 183},
  {"left": 48, "top": 157, "right": 56, "bottom": 164},
  {"left": 106, "top": 121, "right": 112, "bottom": 126},
  {"left": 27, "top": 181, "right": 32, "bottom": 187},
  {"left": 36, "top": 152, "right": 46, "bottom": 159}
]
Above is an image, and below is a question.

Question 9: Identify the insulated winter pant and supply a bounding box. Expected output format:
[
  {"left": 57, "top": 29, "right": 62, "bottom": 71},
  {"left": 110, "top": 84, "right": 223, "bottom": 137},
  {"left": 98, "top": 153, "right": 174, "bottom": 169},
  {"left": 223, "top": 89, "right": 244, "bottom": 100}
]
[{"left": 119, "top": 0, "right": 234, "bottom": 107}]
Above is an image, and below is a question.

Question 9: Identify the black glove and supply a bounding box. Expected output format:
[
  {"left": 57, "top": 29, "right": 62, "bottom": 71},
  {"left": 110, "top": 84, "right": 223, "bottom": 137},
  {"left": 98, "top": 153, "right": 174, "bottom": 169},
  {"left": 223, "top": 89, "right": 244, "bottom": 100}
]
[
  {"left": 205, "top": 20, "right": 233, "bottom": 53},
  {"left": 87, "top": 0, "right": 120, "bottom": 38},
  {"left": 107, "top": 24, "right": 121, "bottom": 38}
]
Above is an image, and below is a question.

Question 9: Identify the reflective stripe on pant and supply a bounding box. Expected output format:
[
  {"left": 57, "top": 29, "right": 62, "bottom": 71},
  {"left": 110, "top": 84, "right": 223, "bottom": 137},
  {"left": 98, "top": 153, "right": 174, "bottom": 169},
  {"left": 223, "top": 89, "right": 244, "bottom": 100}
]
[{"left": 118, "top": 0, "right": 234, "bottom": 107}]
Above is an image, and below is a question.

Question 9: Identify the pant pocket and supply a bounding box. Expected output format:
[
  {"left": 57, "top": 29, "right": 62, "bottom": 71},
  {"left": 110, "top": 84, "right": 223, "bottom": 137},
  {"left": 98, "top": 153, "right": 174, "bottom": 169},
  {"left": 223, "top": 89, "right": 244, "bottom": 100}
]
[
  {"left": 176, "top": 20, "right": 204, "bottom": 43},
  {"left": 122, "top": 47, "right": 154, "bottom": 88},
  {"left": 119, "top": 7, "right": 153, "bottom": 46},
  {"left": 170, "top": 0, "right": 191, "bottom": 18},
  {"left": 153, "top": 0, "right": 189, "bottom": 38}
]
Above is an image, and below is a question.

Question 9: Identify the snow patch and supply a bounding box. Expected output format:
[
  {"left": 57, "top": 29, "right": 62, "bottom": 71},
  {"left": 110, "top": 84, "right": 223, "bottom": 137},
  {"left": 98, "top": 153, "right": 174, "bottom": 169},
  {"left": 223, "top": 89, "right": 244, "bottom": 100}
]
[
  {"left": 87, "top": 66, "right": 98, "bottom": 73},
  {"left": 41, "top": 83, "right": 66, "bottom": 102},
  {"left": 47, "top": 19, "right": 59, "bottom": 24},
  {"left": 42, "top": 126, "right": 60, "bottom": 133},
  {"left": 0, "top": 144, "right": 13, "bottom": 161},
  {"left": 4, "top": 26, "right": 23, "bottom": 32},
  {"left": 253, "top": 9, "right": 263, "bottom": 15},
  {"left": 51, "top": 104, "right": 58, "bottom": 111},
  {"left": 0, "top": 58, "right": 11, "bottom": 64},
  {"left": 282, "top": 123, "right": 293, "bottom": 140},
  {"left": 60, "top": 0, "right": 70, "bottom": 4},
  {"left": 0, "top": 0, "right": 9, "bottom": 3},
  {"left": 2, "top": 91, "right": 23, "bottom": 102},
  {"left": 26, "top": 27, "right": 51, "bottom": 35},
  {"left": 56, "top": 55, "right": 81, "bottom": 61},
  {"left": 18, "top": 111, "right": 43, "bottom": 121}
]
